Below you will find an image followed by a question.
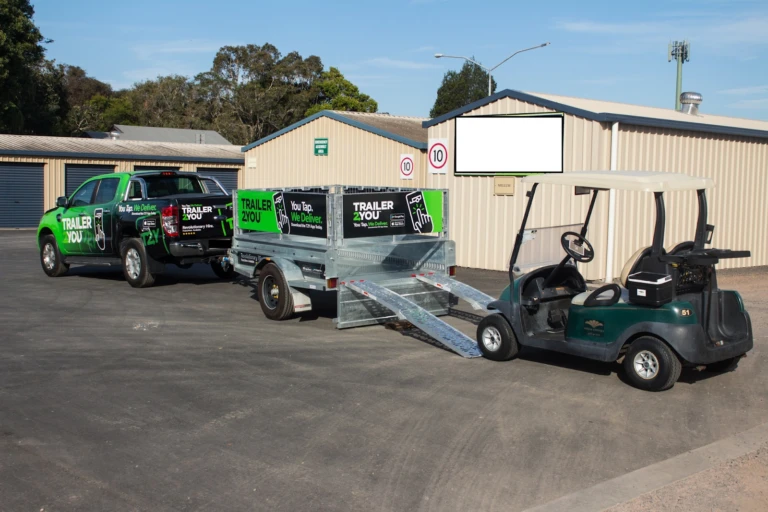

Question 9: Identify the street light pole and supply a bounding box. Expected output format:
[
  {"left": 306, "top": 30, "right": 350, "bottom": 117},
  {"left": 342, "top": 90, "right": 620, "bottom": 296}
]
[{"left": 435, "top": 42, "right": 550, "bottom": 96}]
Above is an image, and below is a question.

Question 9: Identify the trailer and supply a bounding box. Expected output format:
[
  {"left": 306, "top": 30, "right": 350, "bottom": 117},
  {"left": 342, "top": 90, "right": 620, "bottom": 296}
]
[{"left": 229, "top": 185, "right": 494, "bottom": 358}]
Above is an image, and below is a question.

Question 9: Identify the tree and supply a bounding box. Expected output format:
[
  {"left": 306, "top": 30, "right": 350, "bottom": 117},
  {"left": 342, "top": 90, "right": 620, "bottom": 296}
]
[
  {"left": 429, "top": 59, "right": 497, "bottom": 118},
  {"left": 61, "top": 65, "right": 112, "bottom": 107},
  {"left": 305, "top": 67, "right": 377, "bottom": 117},
  {"left": 194, "top": 43, "right": 325, "bottom": 145},
  {"left": 125, "top": 75, "right": 199, "bottom": 128},
  {"left": 0, "top": 0, "right": 48, "bottom": 132}
]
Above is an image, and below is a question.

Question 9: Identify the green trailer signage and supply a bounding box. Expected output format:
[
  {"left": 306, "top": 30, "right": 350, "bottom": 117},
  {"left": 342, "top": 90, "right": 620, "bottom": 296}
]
[{"left": 238, "top": 190, "right": 328, "bottom": 237}]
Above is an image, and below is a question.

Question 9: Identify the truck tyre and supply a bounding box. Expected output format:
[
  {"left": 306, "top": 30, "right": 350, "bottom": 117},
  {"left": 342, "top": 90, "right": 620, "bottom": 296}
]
[
  {"left": 258, "top": 263, "right": 293, "bottom": 320},
  {"left": 477, "top": 314, "right": 518, "bottom": 361},
  {"left": 121, "top": 238, "right": 156, "bottom": 288},
  {"left": 623, "top": 337, "right": 682, "bottom": 391},
  {"left": 705, "top": 355, "right": 743, "bottom": 373},
  {"left": 40, "top": 234, "right": 69, "bottom": 277},
  {"left": 211, "top": 258, "right": 235, "bottom": 279}
]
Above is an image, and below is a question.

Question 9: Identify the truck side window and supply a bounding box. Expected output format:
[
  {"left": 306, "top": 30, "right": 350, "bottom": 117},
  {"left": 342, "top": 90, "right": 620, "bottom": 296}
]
[
  {"left": 127, "top": 181, "right": 143, "bottom": 200},
  {"left": 70, "top": 180, "right": 98, "bottom": 207},
  {"left": 94, "top": 178, "right": 120, "bottom": 204}
]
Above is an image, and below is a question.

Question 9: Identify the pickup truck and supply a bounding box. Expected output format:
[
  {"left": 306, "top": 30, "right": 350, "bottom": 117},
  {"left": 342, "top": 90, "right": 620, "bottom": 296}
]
[{"left": 37, "top": 170, "right": 234, "bottom": 287}]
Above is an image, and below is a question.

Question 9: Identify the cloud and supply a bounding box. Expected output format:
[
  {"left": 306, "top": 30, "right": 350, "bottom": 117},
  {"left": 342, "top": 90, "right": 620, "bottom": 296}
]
[
  {"left": 557, "top": 20, "right": 669, "bottom": 35},
  {"left": 409, "top": 45, "right": 436, "bottom": 53},
  {"left": 132, "top": 40, "right": 224, "bottom": 60},
  {"left": 727, "top": 98, "right": 768, "bottom": 109},
  {"left": 718, "top": 85, "right": 768, "bottom": 95},
  {"left": 365, "top": 57, "right": 439, "bottom": 70}
]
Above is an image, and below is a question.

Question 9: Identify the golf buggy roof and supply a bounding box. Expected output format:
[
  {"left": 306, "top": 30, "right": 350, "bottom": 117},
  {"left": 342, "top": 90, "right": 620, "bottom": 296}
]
[{"left": 521, "top": 171, "right": 714, "bottom": 192}]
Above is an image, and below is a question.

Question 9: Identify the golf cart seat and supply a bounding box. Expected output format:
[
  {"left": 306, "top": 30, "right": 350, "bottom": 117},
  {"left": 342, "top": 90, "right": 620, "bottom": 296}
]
[
  {"left": 571, "top": 284, "right": 629, "bottom": 307},
  {"left": 619, "top": 246, "right": 652, "bottom": 287}
]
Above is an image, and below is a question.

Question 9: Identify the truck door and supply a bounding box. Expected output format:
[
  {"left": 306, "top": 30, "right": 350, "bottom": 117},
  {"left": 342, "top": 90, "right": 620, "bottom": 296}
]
[
  {"left": 91, "top": 177, "right": 121, "bottom": 255},
  {"left": 60, "top": 180, "right": 98, "bottom": 255}
]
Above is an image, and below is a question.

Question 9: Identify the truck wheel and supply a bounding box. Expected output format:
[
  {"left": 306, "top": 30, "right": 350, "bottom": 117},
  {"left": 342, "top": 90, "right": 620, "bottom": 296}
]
[
  {"left": 40, "top": 234, "right": 69, "bottom": 277},
  {"left": 623, "top": 337, "right": 682, "bottom": 391},
  {"left": 121, "top": 238, "right": 156, "bottom": 288},
  {"left": 477, "top": 314, "right": 518, "bottom": 361},
  {"left": 210, "top": 258, "right": 235, "bottom": 279},
  {"left": 258, "top": 263, "right": 293, "bottom": 320},
  {"left": 705, "top": 355, "right": 743, "bottom": 373}
]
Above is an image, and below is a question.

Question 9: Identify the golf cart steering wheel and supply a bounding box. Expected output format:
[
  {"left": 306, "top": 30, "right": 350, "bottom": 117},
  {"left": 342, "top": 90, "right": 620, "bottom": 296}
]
[{"left": 561, "top": 232, "right": 595, "bottom": 263}]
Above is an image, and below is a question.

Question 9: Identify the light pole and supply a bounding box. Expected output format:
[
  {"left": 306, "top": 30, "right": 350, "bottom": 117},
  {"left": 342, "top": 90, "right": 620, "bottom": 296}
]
[{"left": 435, "top": 42, "right": 550, "bottom": 96}]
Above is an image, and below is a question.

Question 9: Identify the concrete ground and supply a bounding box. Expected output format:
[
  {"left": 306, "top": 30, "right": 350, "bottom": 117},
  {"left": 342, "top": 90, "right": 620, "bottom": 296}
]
[{"left": 1, "top": 230, "right": 767, "bottom": 512}]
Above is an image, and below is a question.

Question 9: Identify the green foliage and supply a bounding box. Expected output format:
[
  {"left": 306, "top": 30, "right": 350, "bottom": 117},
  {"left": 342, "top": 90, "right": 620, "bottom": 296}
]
[
  {"left": 0, "top": 0, "right": 47, "bottom": 132},
  {"left": 0, "top": 10, "right": 379, "bottom": 145},
  {"left": 305, "top": 67, "right": 377, "bottom": 117},
  {"left": 429, "top": 59, "right": 497, "bottom": 118}
]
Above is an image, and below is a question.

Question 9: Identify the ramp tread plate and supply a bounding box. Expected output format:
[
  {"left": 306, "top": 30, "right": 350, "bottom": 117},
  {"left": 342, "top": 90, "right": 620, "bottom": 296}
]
[
  {"left": 345, "top": 281, "right": 481, "bottom": 358},
  {"left": 416, "top": 274, "right": 495, "bottom": 309}
]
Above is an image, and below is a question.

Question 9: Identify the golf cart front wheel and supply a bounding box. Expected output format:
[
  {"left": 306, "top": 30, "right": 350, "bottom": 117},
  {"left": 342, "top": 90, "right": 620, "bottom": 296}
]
[
  {"left": 623, "top": 337, "right": 681, "bottom": 391},
  {"left": 477, "top": 314, "right": 518, "bottom": 361}
]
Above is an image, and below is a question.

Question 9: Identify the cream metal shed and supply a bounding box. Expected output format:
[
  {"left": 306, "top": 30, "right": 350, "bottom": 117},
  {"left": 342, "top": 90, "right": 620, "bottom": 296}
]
[{"left": 423, "top": 90, "right": 768, "bottom": 280}]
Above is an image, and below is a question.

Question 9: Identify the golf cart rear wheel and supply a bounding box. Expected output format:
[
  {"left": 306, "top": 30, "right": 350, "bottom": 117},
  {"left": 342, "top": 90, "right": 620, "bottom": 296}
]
[
  {"left": 477, "top": 314, "right": 518, "bottom": 361},
  {"left": 258, "top": 263, "right": 293, "bottom": 321},
  {"left": 705, "top": 355, "right": 743, "bottom": 373},
  {"left": 623, "top": 337, "right": 681, "bottom": 391}
]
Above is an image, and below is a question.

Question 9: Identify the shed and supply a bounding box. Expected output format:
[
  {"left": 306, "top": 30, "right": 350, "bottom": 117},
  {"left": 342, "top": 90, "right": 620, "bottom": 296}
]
[
  {"left": 0, "top": 135, "right": 244, "bottom": 228},
  {"left": 423, "top": 89, "right": 768, "bottom": 280},
  {"left": 242, "top": 110, "right": 428, "bottom": 188}
]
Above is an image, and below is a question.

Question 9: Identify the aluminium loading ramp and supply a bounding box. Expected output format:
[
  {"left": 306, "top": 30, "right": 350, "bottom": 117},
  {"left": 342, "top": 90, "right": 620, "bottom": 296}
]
[
  {"left": 414, "top": 273, "right": 495, "bottom": 310},
  {"left": 344, "top": 280, "right": 482, "bottom": 358}
]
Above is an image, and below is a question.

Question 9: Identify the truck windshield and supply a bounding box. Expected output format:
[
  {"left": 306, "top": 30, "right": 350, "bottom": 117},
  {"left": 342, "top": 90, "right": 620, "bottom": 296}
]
[{"left": 143, "top": 175, "right": 205, "bottom": 198}]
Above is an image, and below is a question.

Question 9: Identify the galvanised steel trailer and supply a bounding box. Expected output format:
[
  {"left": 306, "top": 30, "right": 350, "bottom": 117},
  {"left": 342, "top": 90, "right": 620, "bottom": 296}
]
[{"left": 228, "top": 185, "right": 494, "bottom": 358}]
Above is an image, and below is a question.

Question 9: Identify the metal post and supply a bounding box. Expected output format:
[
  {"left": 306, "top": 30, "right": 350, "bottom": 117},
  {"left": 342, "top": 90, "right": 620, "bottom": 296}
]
[
  {"left": 488, "top": 72, "right": 492, "bottom": 97},
  {"left": 676, "top": 56, "right": 683, "bottom": 110}
]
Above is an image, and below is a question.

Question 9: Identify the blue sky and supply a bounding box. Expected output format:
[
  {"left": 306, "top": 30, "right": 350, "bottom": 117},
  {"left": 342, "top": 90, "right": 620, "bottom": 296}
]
[{"left": 33, "top": 0, "right": 768, "bottom": 120}]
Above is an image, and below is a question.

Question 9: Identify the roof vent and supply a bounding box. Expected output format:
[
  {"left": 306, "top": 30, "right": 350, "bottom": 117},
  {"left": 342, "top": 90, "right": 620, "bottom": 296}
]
[
  {"left": 109, "top": 130, "right": 120, "bottom": 140},
  {"left": 679, "top": 92, "right": 702, "bottom": 115}
]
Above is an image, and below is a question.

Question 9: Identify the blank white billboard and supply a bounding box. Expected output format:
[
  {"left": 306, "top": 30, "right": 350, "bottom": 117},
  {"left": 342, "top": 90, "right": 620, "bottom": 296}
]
[{"left": 455, "top": 115, "right": 563, "bottom": 175}]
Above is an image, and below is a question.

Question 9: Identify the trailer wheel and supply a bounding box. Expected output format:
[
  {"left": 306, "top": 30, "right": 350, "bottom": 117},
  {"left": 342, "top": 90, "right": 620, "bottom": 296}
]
[
  {"left": 258, "top": 263, "right": 294, "bottom": 320},
  {"left": 121, "top": 238, "right": 156, "bottom": 288},
  {"left": 477, "top": 314, "right": 518, "bottom": 361},
  {"left": 623, "top": 337, "right": 681, "bottom": 391},
  {"left": 40, "top": 234, "right": 69, "bottom": 277}
]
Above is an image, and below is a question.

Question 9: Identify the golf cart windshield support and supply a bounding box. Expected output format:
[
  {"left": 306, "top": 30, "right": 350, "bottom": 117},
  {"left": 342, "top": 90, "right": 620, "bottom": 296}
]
[
  {"left": 695, "top": 189, "right": 708, "bottom": 250},
  {"left": 509, "top": 183, "right": 538, "bottom": 282},
  {"left": 652, "top": 192, "right": 666, "bottom": 256}
]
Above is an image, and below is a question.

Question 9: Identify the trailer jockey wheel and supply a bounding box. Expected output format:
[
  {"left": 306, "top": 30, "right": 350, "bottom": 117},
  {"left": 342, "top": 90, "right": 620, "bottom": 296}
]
[
  {"left": 258, "top": 262, "right": 294, "bottom": 320},
  {"left": 561, "top": 232, "right": 595, "bottom": 263}
]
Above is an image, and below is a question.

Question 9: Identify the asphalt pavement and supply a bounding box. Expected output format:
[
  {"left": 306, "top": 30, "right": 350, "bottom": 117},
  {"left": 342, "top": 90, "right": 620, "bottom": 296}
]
[{"left": 1, "top": 231, "right": 767, "bottom": 512}]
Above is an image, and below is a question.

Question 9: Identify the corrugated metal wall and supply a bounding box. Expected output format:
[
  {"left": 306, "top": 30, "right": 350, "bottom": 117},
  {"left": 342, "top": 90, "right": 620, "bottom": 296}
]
[
  {"left": 0, "top": 156, "right": 244, "bottom": 213},
  {"left": 612, "top": 125, "right": 768, "bottom": 274},
  {"left": 244, "top": 117, "right": 427, "bottom": 189},
  {"left": 425, "top": 98, "right": 612, "bottom": 280}
]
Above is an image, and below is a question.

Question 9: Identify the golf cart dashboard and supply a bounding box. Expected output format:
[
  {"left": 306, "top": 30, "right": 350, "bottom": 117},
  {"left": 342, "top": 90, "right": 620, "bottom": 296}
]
[{"left": 520, "top": 265, "right": 586, "bottom": 308}]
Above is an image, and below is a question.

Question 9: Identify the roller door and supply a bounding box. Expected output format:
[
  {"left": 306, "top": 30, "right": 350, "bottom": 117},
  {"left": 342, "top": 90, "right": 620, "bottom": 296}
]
[
  {"left": 196, "top": 168, "right": 239, "bottom": 193},
  {"left": 0, "top": 163, "right": 44, "bottom": 228},
  {"left": 65, "top": 165, "right": 115, "bottom": 196}
]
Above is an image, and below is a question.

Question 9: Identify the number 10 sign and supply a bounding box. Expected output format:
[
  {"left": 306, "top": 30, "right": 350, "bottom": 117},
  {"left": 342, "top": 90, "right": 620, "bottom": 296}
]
[{"left": 428, "top": 139, "right": 448, "bottom": 174}]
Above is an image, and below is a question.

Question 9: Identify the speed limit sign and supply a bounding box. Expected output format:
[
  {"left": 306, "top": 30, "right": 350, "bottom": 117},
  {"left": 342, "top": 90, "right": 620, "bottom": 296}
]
[
  {"left": 428, "top": 139, "right": 448, "bottom": 174},
  {"left": 400, "top": 154, "right": 415, "bottom": 180}
]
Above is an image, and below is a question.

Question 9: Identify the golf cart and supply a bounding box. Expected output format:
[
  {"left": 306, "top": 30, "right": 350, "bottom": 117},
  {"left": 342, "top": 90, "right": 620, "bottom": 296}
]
[{"left": 478, "top": 171, "right": 753, "bottom": 391}]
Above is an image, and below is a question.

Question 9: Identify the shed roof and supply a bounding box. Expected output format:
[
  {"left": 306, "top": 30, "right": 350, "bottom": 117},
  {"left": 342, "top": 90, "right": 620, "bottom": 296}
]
[
  {"left": 84, "top": 124, "right": 233, "bottom": 145},
  {"left": 242, "top": 110, "right": 428, "bottom": 152},
  {"left": 423, "top": 89, "right": 768, "bottom": 140},
  {"left": 522, "top": 171, "right": 714, "bottom": 192},
  {"left": 0, "top": 134, "right": 244, "bottom": 164}
]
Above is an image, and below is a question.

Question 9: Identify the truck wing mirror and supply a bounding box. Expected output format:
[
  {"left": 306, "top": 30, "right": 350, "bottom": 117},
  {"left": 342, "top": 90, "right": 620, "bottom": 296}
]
[{"left": 56, "top": 196, "right": 69, "bottom": 208}]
